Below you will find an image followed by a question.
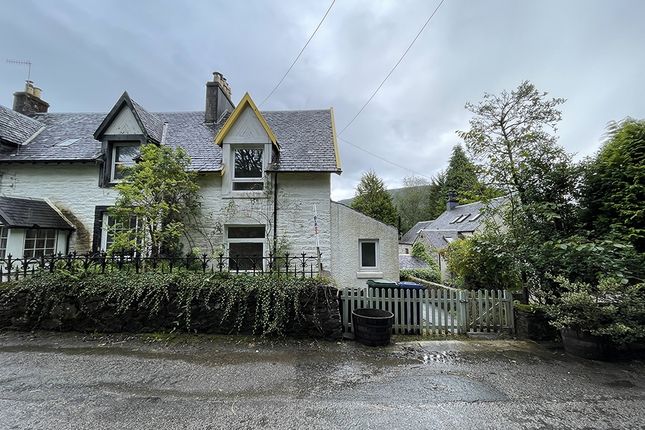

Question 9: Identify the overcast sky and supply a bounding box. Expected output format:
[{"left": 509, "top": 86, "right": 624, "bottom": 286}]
[{"left": 2, "top": 0, "right": 644, "bottom": 200}]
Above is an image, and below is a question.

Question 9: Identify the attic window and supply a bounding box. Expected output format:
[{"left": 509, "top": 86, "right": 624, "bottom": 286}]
[
  {"left": 470, "top": 213, "right": 482, "bottom": 222},
  {"left": 456, "top": 214, "right": 471, "bottom": 223}
]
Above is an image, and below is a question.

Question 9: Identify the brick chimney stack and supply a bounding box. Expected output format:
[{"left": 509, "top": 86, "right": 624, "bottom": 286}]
[
  {"left": 13, "top": 80, "right": 49, "bottom": 116},
  {"left": 205, "top": 72, "right": 233, "bottom": 123}
]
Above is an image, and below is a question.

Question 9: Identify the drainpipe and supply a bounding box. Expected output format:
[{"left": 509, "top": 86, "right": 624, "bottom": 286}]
[{"left": 272, "top": 171, "right": 278, "bottom": 257}]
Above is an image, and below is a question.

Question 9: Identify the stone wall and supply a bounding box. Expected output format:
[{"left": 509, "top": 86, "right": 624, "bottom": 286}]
[{"left": 0, "top": 278, "right": 342, "bottom": 340}]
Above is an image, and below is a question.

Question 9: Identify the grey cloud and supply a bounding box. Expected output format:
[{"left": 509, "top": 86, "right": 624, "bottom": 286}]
[{"left": 1, "top": 0, "right": 643, "bottom": 201}]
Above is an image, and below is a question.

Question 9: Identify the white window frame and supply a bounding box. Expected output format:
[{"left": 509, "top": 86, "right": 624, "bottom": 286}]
[
  {"left": 231, "top": 145, "right": 265, "bottom": 192},
  {"left": 23, "top": 228, "right": 58, "bottom": 259},
  {"left": 110, "top": 142, "right": 139, "bottom": 183},
  {"left": 101, "top": 212, "right": 139, "bottom": 252},
  {"left": 359, "top": 239, "right": 379, "bottom": 270},
  {"left": 0, "top": 226, "right": 8, "bottom": 259},
  {"left": 226, "top": 225, "right": 266, "bottom": 271}
]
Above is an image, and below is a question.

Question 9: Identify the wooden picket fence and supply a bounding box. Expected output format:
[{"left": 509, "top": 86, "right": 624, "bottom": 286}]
[{"left": 340, "top": 286, "right": 514, "bottom": 336}]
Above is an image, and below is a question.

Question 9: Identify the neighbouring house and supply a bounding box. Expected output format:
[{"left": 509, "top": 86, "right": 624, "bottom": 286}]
[
  {"left": 398, "top": 219, "right": 433, "bottom": 255},
  {"left": 402, "top": 195, "right": 506, "bottom": 280},
  {"left": 0, "top": 74, "right": 398, "bottom": 288}
]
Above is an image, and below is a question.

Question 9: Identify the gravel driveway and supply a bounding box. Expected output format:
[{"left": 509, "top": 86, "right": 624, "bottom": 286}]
[{"left": 0, "top": 331, "right": 643, "bottom": 429}]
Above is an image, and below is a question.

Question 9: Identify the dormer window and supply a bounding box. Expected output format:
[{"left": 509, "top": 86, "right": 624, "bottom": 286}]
[
  {"left": 111, "top": 142, "right": 138, "bottom": 182},
  {"left": 232, "top": 147, "right": 264, "bottom": 191}
]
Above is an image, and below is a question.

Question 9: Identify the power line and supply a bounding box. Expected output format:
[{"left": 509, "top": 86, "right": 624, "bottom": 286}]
[
  {"left": 340, "top": 137, "right": 432, "bottom": 180},
  {"left": 260, "top": 0, "right": 336, "bottom": 107},
  {"left": 338, "top": 0, "right": 447, "bottom": 135}
]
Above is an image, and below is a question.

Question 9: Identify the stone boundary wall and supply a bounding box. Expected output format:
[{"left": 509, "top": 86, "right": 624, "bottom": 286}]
[{"left": 0, "top": 278, "right": 342, "bottom": 340}]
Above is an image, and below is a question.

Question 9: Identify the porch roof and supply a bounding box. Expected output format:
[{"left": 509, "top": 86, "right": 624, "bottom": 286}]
[{"left": 0, "top": 196, "right": 75, "bottom": 230}]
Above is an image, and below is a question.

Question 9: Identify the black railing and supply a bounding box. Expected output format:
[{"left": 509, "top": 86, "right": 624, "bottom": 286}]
[{"left": 0, "top": 251, "right": 322, "bottom": 283}]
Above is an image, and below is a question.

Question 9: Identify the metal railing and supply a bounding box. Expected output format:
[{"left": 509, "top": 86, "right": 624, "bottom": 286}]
[{"left": 0, "top": 251, "right": 322, "bottom": 283}]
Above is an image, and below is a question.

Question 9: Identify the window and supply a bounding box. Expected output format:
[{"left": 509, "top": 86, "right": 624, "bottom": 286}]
[
  {"left": 456, "top": 214, "right": 470, "bottom": 223},
  {"left": 232, "top": 148, "right": 264, "bottom": 191},
  {"left": 227, "top": 226, "right": 265, "bottom": 271},
  {"left": 23, "top": 229, "right": 57, "bottom": 258},
  {"left": 359, "top": 240, "right": 378, "bottom": 269},
  {"left": 0, "top": 227, "right": 7, "bottom": 259},
  {"left": 469, "top": 213, "right": 482, "bottom": 222},
  {"left": 111, "top": 143, "right": 138, "bottom": 182},
  {"left": 101, "top": 213, "right": 138, "bottom": 251}
]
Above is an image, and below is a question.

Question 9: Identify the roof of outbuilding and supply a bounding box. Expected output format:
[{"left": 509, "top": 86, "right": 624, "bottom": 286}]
[
  {"left": 400, "top": 220, "right": 434, "bottom": 244},
  {"left": 417, "top": 230, "right": 457, "bottom": 251},
  {"left": 0, "top": 105, "right": 341, "bottom": 173},
  {"left": 0, "top": 105, "right": 44, "bottom": 146},
  {"left": 0, "top": 196, "right": 75, "bottom": 230},
  {"left": 399, "top": 254, "right": 430, "bottom": 270}
]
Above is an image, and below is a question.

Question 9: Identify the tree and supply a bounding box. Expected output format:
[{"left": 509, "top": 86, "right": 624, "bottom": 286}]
[
  {"left": 351, "top": 171, "right": 398, "bottom": 226},
  {"left": 457, "top": 81, "right": 568, "bottom": 211},
  {"left": 444, "top": 145, "right": 480, "bottom": 202},
  {"left": 581, "top": 119, "right": 645, "bottom": 252},
  {"left": 110, "top": 144, "right": 201, "bottom": 257},
  {"left": 394, "top": 176, "right": 431, "bottom": 233}
]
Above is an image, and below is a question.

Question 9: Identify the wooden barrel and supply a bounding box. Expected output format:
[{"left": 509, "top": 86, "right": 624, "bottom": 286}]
[{"left": 352, "top": 308, "right": 394, "bottom": 346}]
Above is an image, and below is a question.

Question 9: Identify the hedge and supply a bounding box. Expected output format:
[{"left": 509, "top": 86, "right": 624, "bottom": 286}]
[{"left": 0, "top": 272, "right": 342, "bottom": 339}]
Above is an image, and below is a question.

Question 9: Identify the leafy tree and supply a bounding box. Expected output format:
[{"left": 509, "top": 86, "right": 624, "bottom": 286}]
[
  {"left": 457, "top": 81, "right": 568, "bottom": 213},
  {"left": 581, "top": 119, "right": 645, "bottom": 252},
  {"left": 110, "top": 144, "right": 201, "bottom": 257},
  {"left": 444, "top": 145, "right": 480, "bottom": 201},
  {"left": 351, "top": 170, "right": 398, "bottom": 226}
]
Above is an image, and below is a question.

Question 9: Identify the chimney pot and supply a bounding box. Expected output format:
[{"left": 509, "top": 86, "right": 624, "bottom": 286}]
[{"left": 13, "top": 80, "right": 49, "bottom": 116}]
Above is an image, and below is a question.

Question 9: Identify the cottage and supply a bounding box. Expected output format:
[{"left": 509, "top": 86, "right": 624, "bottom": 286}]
[
  {"left": 400, "top": 195, "right": 506, "bottom": 280},
  {"left": 0, "top": 73, "right": 398, "bottom": 288}
]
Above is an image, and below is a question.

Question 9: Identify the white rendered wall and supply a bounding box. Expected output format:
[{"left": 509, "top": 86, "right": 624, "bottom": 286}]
[
  {"left": 330, "top": 202, "right": 399, "bottom": 289},
  {"left": 0, "top": 163, "right": 118, "bottom": 251}
]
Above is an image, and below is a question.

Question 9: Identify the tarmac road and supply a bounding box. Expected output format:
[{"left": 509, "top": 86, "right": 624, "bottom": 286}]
[{"left": 0, "top": 331, "right": 643, "bottom": 429}]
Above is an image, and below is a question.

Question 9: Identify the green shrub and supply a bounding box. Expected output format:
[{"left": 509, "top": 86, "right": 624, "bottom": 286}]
[
  {"left": 545, "top": 277, "right": 645, "bottom": 345},
  {"left": 444, "top": 233, "right": 522, "bottom": 291},
  {"left": 0, "top": 271, "right": 337, "bottom": 337},
  {"left": 400, "top": 268, "right": 440, "bottom": 284}
]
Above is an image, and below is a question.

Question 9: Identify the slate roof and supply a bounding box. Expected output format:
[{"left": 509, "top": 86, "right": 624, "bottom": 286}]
[
  {"left": 423, "top": 197, "right": 506, "bottom": 232},
  {"left": 400, "top": 220, "right": 434, "bottom": 244},
  {"left": 0, "top": 105, "right": 340, "bottom": 173},
  {"left": 131, "top": 99, "right": 164, "bottom": 143},
  {"left": 0, "top": 196, "right": 75, "bottom": 230},
  {"left": 417, "top": 230, "right": 457, "bottom": 251},
  {"left": 0, "top": 105, "right": 44, "bottom": 146},
  {"left": 264, "top": 110, "right": 339, "bottom": 172},
  {"left": 399, "top": 254, "right": 430, "bottom": 270}
]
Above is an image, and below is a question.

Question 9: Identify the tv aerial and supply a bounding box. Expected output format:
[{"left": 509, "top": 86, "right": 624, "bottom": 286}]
[{"left": 6, "top": 59, "right": 32, "bottom": 81}]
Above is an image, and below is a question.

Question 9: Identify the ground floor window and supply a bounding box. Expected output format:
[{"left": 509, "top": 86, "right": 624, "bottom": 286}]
[
  {"left": 101, "top": 213, "right": 139, "bottom": 252},
  {"left": 359, "top": 239, "right": 378, "bottom": 270},
  {"left": 24, "top": 229, "right": 57, "bottom": 259},
  {"left": 0, "top": 227, "right": 7, "bottom": 259},
  {"left": 227, "top": 225, "right": 265, "bottom": 271}
]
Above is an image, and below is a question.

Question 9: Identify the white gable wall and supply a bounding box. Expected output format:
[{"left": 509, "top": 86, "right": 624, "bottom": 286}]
[
  {"left": 104, "top": 107, "right": 142, "bottom": 135},
  {"left": 331, "top": 202, "right": 399, "bottom": 289}
]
